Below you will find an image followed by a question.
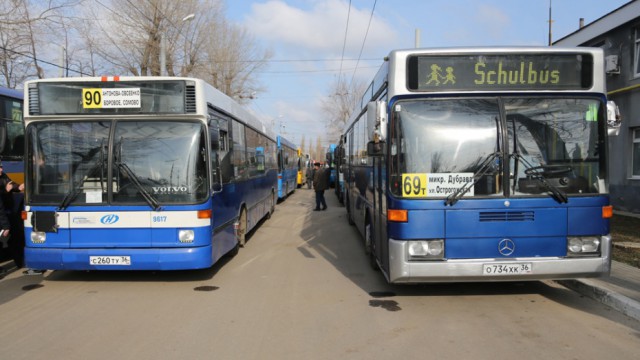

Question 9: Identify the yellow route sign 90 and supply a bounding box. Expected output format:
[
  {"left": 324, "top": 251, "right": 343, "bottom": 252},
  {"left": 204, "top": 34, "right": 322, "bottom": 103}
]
[{"left": 82, "top": 88, "right": 141, "bottom": 109}]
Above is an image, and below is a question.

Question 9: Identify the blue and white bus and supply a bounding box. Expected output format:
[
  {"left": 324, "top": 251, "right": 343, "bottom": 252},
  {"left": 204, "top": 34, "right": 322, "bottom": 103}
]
[
  {"left": 334, "top": 138, "right": 346, "bottom": 203},
  {"left": 0, "top": 86, "right": 25, "bottom": 184},
  {"left": 276, "top": 135, "right": 298, "bottom": 200},
  {"left": 325, "top": 143, "right": 337, "bottom": 187},
  {"left": 0, "top": 86, "right": 26, "bottom": 266},
  {"left": 343, "top": 47, "right": 612, "bottom": 283},
  {"left": 23, "top": 76, "right": 277, "bottom": 271}
]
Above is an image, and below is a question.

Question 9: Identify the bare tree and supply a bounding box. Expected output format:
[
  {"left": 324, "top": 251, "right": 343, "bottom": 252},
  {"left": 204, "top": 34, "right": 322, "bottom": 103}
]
[
  {"left": 195, "top": 17, "right": 272, "bottom": 101},
  {"left": 77, "top": 0, "right": 207, "bottom": 76},
  {"left": 321, "top": 77, "right": 367, "bottom": 142},
  {"left": 0, "top": 0, "right": 77, "bottom": 87},
  {"left": 299, "top": 135, "right": 306, "bottom": 156},
  {"left": 74, "top": 0, "right": 271, "bottom": 99},
  {"left": 314, "top": 137, "right": 324, "bottom": 162}
]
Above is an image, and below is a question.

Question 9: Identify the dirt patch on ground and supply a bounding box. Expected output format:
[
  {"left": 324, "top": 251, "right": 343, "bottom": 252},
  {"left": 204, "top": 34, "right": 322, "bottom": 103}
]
[{"left": 611, "top": 214, "right": 640, "bottom": 268}]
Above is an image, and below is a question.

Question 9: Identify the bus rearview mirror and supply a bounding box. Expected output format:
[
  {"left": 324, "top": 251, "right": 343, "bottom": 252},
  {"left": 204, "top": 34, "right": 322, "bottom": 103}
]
[{"left": 367, "top": 101, "right": 387, "bottom": 142}]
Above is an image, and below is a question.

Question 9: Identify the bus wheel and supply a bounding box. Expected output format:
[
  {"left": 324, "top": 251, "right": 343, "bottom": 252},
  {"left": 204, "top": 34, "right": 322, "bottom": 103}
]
[
  {"left": 228, "top": 242, "right": 239, "bottom": 257},
  {"left": 236, "top": 208, "right": 247, "bottom": 247}
]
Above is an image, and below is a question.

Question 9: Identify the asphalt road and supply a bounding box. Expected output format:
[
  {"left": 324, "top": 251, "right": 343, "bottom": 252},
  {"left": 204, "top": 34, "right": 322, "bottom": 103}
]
[{"left": 1, "top": 189, "right": 639, "bottom": 359}]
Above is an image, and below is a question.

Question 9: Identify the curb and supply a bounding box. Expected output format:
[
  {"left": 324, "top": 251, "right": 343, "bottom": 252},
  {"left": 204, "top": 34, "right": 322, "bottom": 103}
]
[{"left": 557, "top": 279, "right": 640, "bottom": 322}]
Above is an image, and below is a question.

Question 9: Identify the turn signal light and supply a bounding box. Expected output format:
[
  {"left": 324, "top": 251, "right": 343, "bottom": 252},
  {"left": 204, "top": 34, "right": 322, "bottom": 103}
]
[
  {"left": 198, "top": 210, "right": 212, "bottom": 219},
  {"left": 388, "top": 209, "right": 408, "bottom": 222},
  {"left": 602, "top": 205, "right": 613, "bottom": 219}
]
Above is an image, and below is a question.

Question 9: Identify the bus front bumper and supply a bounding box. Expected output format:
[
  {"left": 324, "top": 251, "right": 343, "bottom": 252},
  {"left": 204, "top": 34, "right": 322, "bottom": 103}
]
[
  {"left": 24, "top": 245, "right": 213, "bottom": 271},
  {"left": 387, "top": 236, "right": 612, "bottom": 283}
]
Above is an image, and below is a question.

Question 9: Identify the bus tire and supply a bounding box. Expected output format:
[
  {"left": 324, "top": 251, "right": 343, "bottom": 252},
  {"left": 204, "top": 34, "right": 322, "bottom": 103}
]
[
  {"left": 237, "top": 208, "right": 247, "bottom": 247},
  {"left": 228, "top": 242, "right": 239, "bottom": 257}
]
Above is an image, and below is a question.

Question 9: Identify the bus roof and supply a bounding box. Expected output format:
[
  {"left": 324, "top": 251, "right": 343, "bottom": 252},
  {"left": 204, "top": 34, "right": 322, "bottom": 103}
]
[
  {"left": 0, "top": 86, "right": 23, "bottom": 100},
  {"left": 24, "top": 76, "right": 275, "bottom": 141}
]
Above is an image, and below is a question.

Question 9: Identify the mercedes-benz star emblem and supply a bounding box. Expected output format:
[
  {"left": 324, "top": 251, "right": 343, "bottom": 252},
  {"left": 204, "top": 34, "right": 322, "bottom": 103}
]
[{"left": 498, "top": 239, "right": 515, "bottom": 256}]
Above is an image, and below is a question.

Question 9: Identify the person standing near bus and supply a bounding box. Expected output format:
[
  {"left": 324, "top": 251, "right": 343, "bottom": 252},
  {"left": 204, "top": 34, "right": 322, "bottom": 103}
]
[
  {"left": 313, "top": 162, "right": 328, "bottom": 211},
  {"left": 306, "top": 161, "right": 314, "bottom": 189},
  {"left": 0, "top": 196, "right": 12, "bottom": 271},
  {"left": 0, "top": 162, "right": 20, "bottom": 268}
]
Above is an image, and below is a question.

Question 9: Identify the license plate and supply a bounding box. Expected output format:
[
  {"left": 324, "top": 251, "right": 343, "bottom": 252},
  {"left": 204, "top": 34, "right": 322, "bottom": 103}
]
[
  {"left": 483, "top": 263, "right": 532, "bottom": 275},
  {"left": 89, "top": 256, "right": 131, "bottom": 266}
]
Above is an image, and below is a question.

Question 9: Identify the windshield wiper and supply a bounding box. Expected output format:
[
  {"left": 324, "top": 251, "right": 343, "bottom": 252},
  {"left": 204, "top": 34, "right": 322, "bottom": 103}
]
[
  {"left": 58, "top": 144, "right": 106, "bottom": 211},
  {"left": 511, "top": 154, "right": 568, "bottom": 204},
  {"left": 445, "top": 152, "right": 501, "bottom": 206},
  {"left": 117, "top": 162, "right": 161, "bottom": 211}
]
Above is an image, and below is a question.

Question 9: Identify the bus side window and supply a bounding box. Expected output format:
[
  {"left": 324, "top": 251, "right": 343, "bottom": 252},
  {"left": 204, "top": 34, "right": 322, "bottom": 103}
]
[{"left": 218, "top": 130, "right": 233, "bottom": 184}]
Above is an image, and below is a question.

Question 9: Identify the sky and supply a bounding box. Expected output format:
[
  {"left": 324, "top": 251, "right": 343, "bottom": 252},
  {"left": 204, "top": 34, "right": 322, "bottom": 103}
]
[{"left": 224, "top": 0, "right": 631, "bottom": 148}]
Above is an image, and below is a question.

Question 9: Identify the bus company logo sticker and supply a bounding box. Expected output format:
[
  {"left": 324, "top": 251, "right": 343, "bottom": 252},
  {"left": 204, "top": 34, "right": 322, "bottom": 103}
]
[
  {"left": 152, "top": 186, "right": 188, "bottom": 194},
  {"left": 498, "top": 239, "right": 515, "bottom": 256},
  {"left": 100, "top": 214, "right": 120, "bottom": 225}
]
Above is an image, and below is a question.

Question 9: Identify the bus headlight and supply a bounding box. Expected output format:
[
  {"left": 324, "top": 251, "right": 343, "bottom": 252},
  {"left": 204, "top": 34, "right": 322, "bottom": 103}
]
[
  {"left": 567, "top": 236, "right": 600, "bottom": 255},
  {"left": 179, "top": 230, "right": 195, "bottom": 243},
  {"left": 31, "top": 231, "right": 46, "bottom": 244},
  {"left": 407, "top": 240, "right": 444, "bottom": 260}
]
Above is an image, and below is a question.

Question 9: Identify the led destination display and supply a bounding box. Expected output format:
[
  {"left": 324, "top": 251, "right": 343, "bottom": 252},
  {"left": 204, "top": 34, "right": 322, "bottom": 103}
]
[{"left": 407, "top": 53, "right": 593, "bottom": 91}]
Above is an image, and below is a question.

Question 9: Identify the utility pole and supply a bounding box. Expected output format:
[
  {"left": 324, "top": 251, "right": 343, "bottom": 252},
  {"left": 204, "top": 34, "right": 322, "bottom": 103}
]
[{"left": 548, "top": 0, "right": 553, "bottom": 46}]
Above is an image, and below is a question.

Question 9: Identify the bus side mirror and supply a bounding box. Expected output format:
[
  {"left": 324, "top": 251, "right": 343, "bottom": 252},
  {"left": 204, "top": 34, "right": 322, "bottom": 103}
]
[
  {"left": 367, "top": 100, "right": 387, "bottom": 142},
  {"left": 367, "top": 140, "right": 384, "bottom": 157}
]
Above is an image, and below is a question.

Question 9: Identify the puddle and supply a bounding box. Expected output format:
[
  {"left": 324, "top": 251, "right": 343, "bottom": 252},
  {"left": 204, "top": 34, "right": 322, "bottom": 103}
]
[{"left": 369, "top": 299, "right": 401, "bottom": 312}]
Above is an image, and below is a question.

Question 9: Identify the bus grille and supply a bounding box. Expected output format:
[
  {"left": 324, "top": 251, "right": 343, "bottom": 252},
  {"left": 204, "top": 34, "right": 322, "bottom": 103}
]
[
  {"left": 185, "top": 84, "right": 196, "bottom": 113},
  {"left": 479, "top": 211, "right": 535, "bottom": 222},
  {"left": 29, "top": 87, "right": 40, "bottom": 115}
]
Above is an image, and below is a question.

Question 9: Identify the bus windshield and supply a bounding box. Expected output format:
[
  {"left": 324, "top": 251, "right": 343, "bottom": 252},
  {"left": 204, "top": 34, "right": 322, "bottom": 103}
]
[
  {"left": 27, "top": 120, "right": 208, "bottom": 205},
  {"left": 390, "top": 97, "right": 604, "bottom": 198}
]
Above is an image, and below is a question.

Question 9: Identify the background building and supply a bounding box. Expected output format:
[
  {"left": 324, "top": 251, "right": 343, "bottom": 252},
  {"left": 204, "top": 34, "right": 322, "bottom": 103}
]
[{"left": 554, "top": 0, "right": 640, "bottom": 213}]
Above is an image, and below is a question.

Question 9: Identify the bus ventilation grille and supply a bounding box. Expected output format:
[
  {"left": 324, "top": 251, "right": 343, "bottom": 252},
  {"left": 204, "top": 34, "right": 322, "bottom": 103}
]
[
  {"left": 479, "top": 211, "right": 534, "bottom": 222},
  {"left": 185, "top": 85, "right": 196, "bottom": 113},
  {"left": 28, "top": 87, "right": 40, "bottom": 115}
]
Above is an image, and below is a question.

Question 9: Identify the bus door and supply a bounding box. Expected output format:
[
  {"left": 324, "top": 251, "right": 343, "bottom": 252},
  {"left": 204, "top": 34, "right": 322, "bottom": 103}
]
[{"left": 373, "top": 153, "right": 388, "bottom": 272}]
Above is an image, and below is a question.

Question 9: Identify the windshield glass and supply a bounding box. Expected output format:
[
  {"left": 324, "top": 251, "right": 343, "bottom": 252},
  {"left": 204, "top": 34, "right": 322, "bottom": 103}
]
[
  {"left": 506, "top": 98, "right": 605, "bottom": 195},
  {"left": 390, "top": 99, "right": 502, "bottom": 198},
  {"left": 390, "top": 97, "right": 606, "bottom": 199},
  {"left": 27, "top": 120, "right": 208, "bottom": 205}
]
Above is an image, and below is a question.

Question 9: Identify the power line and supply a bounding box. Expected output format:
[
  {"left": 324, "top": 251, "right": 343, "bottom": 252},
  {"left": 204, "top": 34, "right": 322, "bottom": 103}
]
[
  {"left": 338, "top": 0, "right": 352, "bottom": 87},
  {"left": 256, "top": 58, "right": 380, "bottom": 63},
  {"left": 257, "top": 65, "right": 379, "bottom": 75},
  {"left": 349, "top": 0, "right": 378, "bottom": 89},
  {"left": 1, "top": 46, "right": 91, "bottom": 76}
]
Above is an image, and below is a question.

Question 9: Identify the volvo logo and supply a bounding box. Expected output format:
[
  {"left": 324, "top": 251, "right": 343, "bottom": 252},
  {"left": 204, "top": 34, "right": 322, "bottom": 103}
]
[
  {"left": 498, "top": 239, "right": 515, "bottom": 256},
  {"left": 100, "top": 214, "right": 120, "bottom": 225}
]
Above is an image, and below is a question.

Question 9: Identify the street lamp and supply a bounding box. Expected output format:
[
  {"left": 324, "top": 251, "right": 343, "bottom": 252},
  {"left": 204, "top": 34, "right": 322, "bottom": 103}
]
[{"left": 160, "top": 13, "right": 195, "bottom": 76}]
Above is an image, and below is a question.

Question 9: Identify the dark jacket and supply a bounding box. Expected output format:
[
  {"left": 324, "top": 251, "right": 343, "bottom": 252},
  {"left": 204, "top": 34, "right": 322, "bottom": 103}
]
[
  {"left": 313, "top": 167, "right": 329, "bottom": 191},
  {"left": 306, "top": 167, "right": 314, "bottom": 180},
  {"left": 0, "top": 200, "right": 10, "bottom": 230}
]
